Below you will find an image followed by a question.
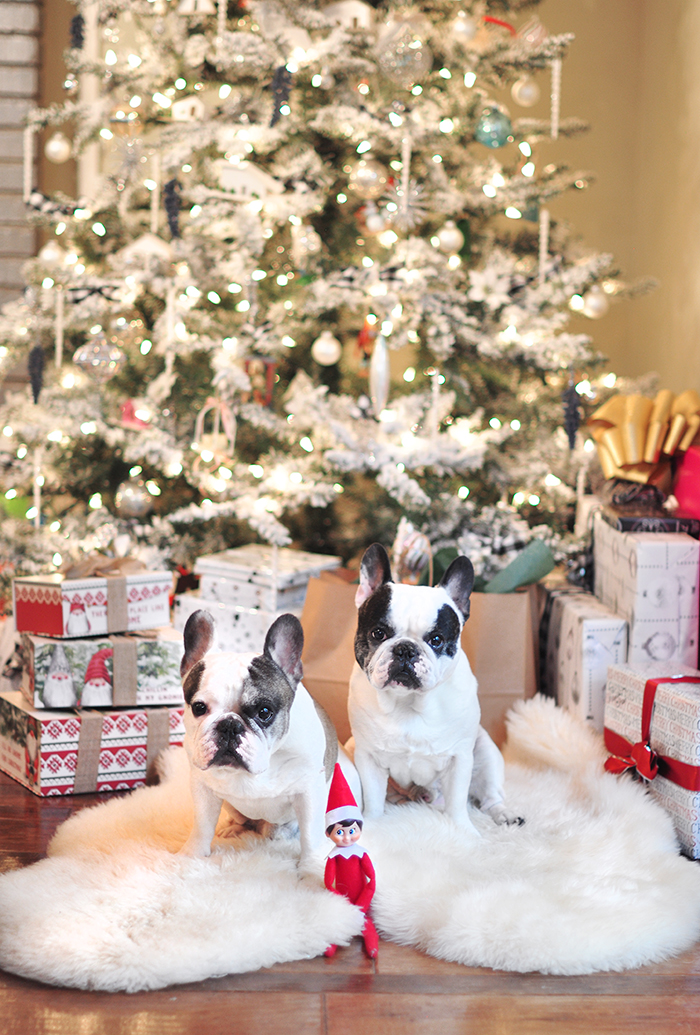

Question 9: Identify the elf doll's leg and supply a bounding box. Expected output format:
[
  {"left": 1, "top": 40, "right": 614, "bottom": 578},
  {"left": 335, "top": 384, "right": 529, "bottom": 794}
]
[{"left": 362, "top": 915, "right": 379, "bottom": 959}]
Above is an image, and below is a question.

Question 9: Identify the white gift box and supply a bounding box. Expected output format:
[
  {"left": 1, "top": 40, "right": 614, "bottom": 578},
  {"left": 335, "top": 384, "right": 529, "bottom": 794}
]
[
  {"left": 173, "top": 590, "right": 301, "bottom": 654},
  {"left": 550, "top": 592, "right": 627, "bottom": 731},
  {"left": 193, "top": 544, "right": 341, "bottom": 611},
  {"left": 593, "top": 513, "right": 700, "bottom": 667},
  {"left": 604, "top": 663, "right": 700, "bottom": 858}
]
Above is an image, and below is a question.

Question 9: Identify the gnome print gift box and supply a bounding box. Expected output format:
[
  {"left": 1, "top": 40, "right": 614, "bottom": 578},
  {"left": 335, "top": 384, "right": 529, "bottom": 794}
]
[{"left": 13, "top": 556, "right": 172, "bottom": 639}]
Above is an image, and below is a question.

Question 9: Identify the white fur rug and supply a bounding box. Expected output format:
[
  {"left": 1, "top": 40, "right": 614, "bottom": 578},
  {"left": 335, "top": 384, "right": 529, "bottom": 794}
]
[{"left": 1, "top": 696, "right": 700, "bottom": 991}]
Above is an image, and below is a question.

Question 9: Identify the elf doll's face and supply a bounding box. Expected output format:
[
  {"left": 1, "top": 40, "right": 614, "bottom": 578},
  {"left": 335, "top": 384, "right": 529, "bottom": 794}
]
[{"left": 327, "top": 822, "right": 362, "bottom": 848}]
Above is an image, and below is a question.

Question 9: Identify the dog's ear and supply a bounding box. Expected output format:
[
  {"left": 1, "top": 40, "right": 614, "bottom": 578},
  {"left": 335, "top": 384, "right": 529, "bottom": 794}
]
[
  {"left": 181, "top": 609, "right": 216, "bottom": 678},
  {"left": 264, "top": 613, "right": 304, "bottom": 688},
  {"left": 439, "top": 556, "right": 475, "bottom": 621},
  {"left": 355, "top": 543, "right": 393, "bottom": 608}
]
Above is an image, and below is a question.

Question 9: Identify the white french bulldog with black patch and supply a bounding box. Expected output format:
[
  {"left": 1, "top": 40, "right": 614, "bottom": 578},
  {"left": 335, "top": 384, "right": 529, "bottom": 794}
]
[
  {"left": 179, "top": 608, "right": 341, "bottom": 874},
  {"left": 348, "top": 543, "right": 523, "bottom": 836}
]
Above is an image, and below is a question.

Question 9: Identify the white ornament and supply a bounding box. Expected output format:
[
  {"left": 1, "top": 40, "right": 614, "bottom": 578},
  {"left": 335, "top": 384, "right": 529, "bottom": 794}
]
[
  {"left": 311, "top": 330, "right": 342, "bottom": 365},
  {"left": 348, "top": 158, "right": 389, "bottom": 200},
  {"left": 178, "top": 0, "right": 216, "bottom": 13},
  {"left": 38, "top": 240, "right": 67, "bottom": 268},
  {"left": 171, "top": 96, "right": 206, "bottom": 121},
  {"left": 511, "top": 76, "right": 541, "bottom": 107},
  {"left": 44, "top": 132, "right": 72, "bottom": 164},
  {"left": 73, "top": 333, "right": 126, "bottom": 383},
  {"left": 369, "top": 334, "right": 390, "bottom": 417},
  {"left": 216, "top": 160, "right": 283, "bottom": 199},
  {"left": 114, "top": 479, "right": 154, "bottom": 518},
  {"left": 324, "top": 0, "right": 373, "bottom": 30},
  {"left": 582, "top": 285, "right": 610, "bottom": 319},
  {"left": 436, "top": 221, "right": 464, "bottom": 254},
  {"left": 452, "top": 11, "right": 478, "bottom": 43}
]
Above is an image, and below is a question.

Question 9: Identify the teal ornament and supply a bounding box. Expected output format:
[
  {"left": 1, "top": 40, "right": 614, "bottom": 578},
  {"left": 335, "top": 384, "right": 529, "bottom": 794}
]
[{"left": 474, "top": 106, "right": 513, "bottom": 149}]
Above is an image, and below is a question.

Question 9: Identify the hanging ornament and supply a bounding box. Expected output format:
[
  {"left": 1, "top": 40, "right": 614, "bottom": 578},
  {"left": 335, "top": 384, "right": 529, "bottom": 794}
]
[
  {"left": 474, "top": 105, "right": 513, "bottom": 149},
  {"left": 28, "top": 344, "right": 44, "bottom": 403},
  {"left": 363, "top": 202, "right": 386, "bottom": 234},
  {"left": 38, "top": 240, "right": 67, "bottom": 268},
  {"left": 357, "top": 315, "right": 376, "bottom": 365},
  {"left": 44, "top": 132, "right": 72, "bottom": 164},
  {"left": 290, "top": 223, "right": 322, "bottom": 267},
  {"left": 511, "top": 76, "right": 540, "bottom": 108},
  {"left": 192, "top": 396, "right": 237, "bottom": 459},
  {"left": 69, "top": 13, "right": 84, "bottom": 49},
  {"left": 377, "top": 17, "right": 432, "bottom": 88},
  {"left": 369, "top": 334, "right": 390, "bottom": 417},
  {"left": 348, "top": 158, "right": 389, "bottom": 200},
  {"left": 120, "top": 399, "right": 152, "bottom": 429},
  {"left": 73, "top": 332, "right": 126, "bottom": 383},
  {"left": 163, "top": 179, "right": 182, "bottom": 239},
  {"left": 114, "top": 479, "right": 154, "bottom": 518},
  {"left": 518, "top": 18, "right": 548, "bottom": 48},
  {"left": 269, "top": 65, "right": 293, "bottom": 127},
  {"left": 562, "top": 374, "right": 580, "bottom": 450},
  {"left": 581, "top": 285, "right": 610, "bottom": 319},
  {"left": 311, "top": 330, "right": 342, "bottom": 366},
  {"left": 62, "top": 73, "right": 78, "bottom": 95},
  {"left": 243, "top": 356, "right": 276, "bottom": 406},
  {"left": 451, "top": 11, "right": 478, "bottom": 44},
  {"left": 435, "top": 221, "right": 464, "bottom": 254}
]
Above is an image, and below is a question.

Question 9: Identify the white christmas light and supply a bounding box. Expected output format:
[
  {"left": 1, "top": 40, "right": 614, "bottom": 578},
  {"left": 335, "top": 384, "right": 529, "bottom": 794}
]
[
  {"left": 482, "top": 184, "right": 497, "bottom": 198},
  {"left": 92, "top": 223, "right": 106, "bottom": 236},
  {"left": 489, "top": 417, "right": 502, "bottom": 429},
  {"left": 128, "top": 54, "right": 142, "bottom": 68},
  {"left": 569, "top": 294, "right": 585, "bottom": 311},
  {"left": 528, "top": 494, "right": 540, "bottom": 506},
  {"left": 208, "top": 291, "right": 221, "bottom": 303},
  {"left": 282, "top": 336, "right": 296, "bottom": 347},
  {"left": 545, "top": 474, "right": 562, "bottom": 487},
  {"left": 439, "top": 68, "right": 451, "bottom": 79},
  {"left": 89, "top": 493, "right": 102, "bottom": 509},
  {"left": 105, "top": 50, "right": 117, "bottom": 65},
  {"left": 2, "top": 426, "right": 11, "bottom": 437},
  {"left": 439, "top": 119, "right": 454, "bottom": 133},
  {"left": 521, "top": 162, "right": 535, "bottom": 177},
  {"left": 583, "top": 439, "right": 596, "bottom": 453},
  {"left": 47, "top": 430, "right": 62, "bottom": 442},
  {"left": 519, "top": 141, "right": 532, "bottom": 157},
  {"left": 513, "top": 492, "right": 525, "bottom": 505},
  {"left": 411, "top": 85, "right": 422, "bottom": 95},
  {"left": 602, "top": 372, "right": 617, "bottom": 388},
  {"left": 5, "top": 489, "right": 16, "bottom": 499},
  {"left": 505, "top": 207, "right": 522, "bottom": 219},
  {"left": 403, "top": 367, "right": 416, "bottom": 382},
  {"left": 219, "top": 83, "right": 232, "bottom": 98},
  {"left": 458, "top": 486, "right": 470, "bottom": 499},
  {"left": 510, "top": 419, "right": 521, "bottom": 430},
  {"left": 464, "top": 72, "right": 476, "bottom": 87},
  {"left": 300, "top": 437, "right": 314, "bottom": 452},
  {"left": 175, "top": 77, "right": 187, "bottom": 88},
  {"left": 249, "top": 465, "right": 264, "bottom": 478},
  {"left": 100, "top": 128, "right": 113, "bottom": 140},
  {"left": 356, "top": 140, "right": 372, "bottom": 153},
  {"left": 140, "top": 339, "right": 152, "bottom": 355},
  {"left": 153, "top": 92, "right": 172, "bottom": 107},
  {"left": 42, "top": 277, "right": 54, "bottom": 289},
  {"left": 251, "top": 270, "right": 267, "bottom": 281}
]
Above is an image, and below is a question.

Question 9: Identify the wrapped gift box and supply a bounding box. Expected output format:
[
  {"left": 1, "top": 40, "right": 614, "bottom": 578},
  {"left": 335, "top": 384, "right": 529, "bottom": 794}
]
[
  {"left": 593, "top": 512, "right": 700, "bottom": 667},
  {"left": 194, "top": 544, "right": 341, "bottom": 611},
  {"left": 546, "top": 592, "right": 627, "bottom": 731},
  {"left": 173, "top": 590, "right": 301, "bottom": 654},
  {"left": 0, "top": 690, "right": 184, "bottom": 797},
  {"left": 601, "top": 505, "right": 700, "bottom": 538},
  {"left": 604, "top": 663, "right": 700, "bottom": 858},
  {"left": 19, "top": 627, "right": 184, "bottom": 709},
  {"left": 12, "top": 570, "right": 172, "bottom": 639}
]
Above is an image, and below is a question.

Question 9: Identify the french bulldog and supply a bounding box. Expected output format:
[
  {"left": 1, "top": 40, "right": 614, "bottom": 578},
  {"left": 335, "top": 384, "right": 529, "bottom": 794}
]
[
  {"left": 179, "top": 608, "right": 341, "bottom": 873},
  {"left": 348, "top": 543, "right": 522, "bottom": 836}
]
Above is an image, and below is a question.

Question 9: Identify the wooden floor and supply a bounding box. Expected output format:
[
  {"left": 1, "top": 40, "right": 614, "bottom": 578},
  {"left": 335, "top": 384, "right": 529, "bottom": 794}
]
[{"left": 2, "top": 772, "right": 700, "bottom": 1035}]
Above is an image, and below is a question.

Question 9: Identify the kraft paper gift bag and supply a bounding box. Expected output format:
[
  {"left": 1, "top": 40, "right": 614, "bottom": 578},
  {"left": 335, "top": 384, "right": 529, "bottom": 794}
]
[{"left": 300, "top": 575, "right": 538, "bottom": 748}]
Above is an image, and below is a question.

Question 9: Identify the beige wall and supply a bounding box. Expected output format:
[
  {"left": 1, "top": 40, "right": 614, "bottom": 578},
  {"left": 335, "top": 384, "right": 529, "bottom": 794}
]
[{"left": 38, "top": 0, "right": 698, "bottom": 391}]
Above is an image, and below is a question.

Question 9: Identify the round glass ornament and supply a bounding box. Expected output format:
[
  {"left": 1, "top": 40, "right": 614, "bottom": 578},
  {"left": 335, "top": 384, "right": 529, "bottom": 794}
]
[
  {"left": 73, "top": 332, "right": 126, "bottom": 383},
  {"left": 474, "top": 105, "right": 513, "bottom": 149},
  {"left": 377, "top": 19, "right": 432, "bottom": 88},
  {"left": 581, "top": 285, "right": 610, "bottom": 319},
  {"left": 348, "top": 158, "right": 389, "bottom": 200},
  {"left": 114, "top": 479, "right": 153, "bottom": 518},
  {"left": 511, "top": 76, "right": 540, "bottom": 107}
]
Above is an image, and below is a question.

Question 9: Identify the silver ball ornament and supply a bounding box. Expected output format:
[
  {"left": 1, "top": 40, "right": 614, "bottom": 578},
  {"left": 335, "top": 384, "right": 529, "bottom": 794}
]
[
  {"left": 311, "top": 330, "right": 342, "bottom": 366},
  {"left": 44, "top": 132, "right": 72, "bottom": 164},
  {"left": 436, "top": 221, "right": 464, "bottom": 254},
  {"left": 348, "top": 158, "right": 389, "bottom": 200},
  {"left": 114, "top": 479, "right": 153, "bottom": 518},
  {"left": 73, "top": 332, "right": 126, "bottom": 383},
  {"left": 581, "top": 285, "right": 610, "bottom": 319},
  {"left": 511, "top": 76, "right": 541, "bottom": 108}
]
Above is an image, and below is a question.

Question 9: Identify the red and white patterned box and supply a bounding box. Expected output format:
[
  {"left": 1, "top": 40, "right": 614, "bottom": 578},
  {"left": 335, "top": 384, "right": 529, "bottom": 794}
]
[
  {"left": 604, "top": 663, "right": 700, "bottom": 858},
  {"left": 0, "top": 690, "right": 184, "bottom": 797},
  {"left": 12, "top": 570, "right": 173, "bottom": 638}
]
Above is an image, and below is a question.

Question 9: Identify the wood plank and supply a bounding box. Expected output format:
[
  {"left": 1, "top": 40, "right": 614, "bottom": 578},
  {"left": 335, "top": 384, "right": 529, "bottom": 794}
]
[{"left": 324, "top": 993, "right": 700, "bottom": 1035}]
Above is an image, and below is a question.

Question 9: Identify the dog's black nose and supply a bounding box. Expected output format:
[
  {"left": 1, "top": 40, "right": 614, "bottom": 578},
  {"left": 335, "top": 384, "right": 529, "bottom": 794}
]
[
  {"left": 217, "top": 715, "right": 245, "bottom": 740},
  {"left": 394, "top": 640, "right": 418, "bottom": 661}
]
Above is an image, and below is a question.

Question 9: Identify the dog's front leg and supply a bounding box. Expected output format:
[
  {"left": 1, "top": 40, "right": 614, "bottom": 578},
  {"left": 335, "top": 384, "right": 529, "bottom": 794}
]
[
  {"left": 294, "top": 781, "right": 327, "bottom": 880},
  {"left": 353, "top": 747, "right": 389, "bottom": 819},
  {"left": 442, "top": 750, "right": 480, "bottom": 836},
  {"left": 179, "top": 774, "right": 223, "bottom": 857}
]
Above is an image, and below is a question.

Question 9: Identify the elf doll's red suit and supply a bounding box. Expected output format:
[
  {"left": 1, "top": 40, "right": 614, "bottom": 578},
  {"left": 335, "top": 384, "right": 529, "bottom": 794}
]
[{"left": 323, "top": 764, "right": 379, "bottom": 959}]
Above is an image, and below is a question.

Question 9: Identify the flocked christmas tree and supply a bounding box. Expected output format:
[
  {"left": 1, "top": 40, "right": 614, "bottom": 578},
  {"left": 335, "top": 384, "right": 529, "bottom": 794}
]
[{"left": 0, "top": 0, "right": 644, "bottom": 598}]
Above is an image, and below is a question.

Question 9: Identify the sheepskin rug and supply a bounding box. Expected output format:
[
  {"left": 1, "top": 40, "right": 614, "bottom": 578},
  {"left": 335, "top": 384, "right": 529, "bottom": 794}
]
[{"left": 1, "top": 696, "right": 700, "bottom": 992}]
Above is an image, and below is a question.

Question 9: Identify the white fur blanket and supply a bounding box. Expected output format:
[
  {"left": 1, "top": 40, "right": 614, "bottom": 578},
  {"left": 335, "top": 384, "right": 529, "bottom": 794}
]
[{"left": 1, "top": 697, "right": 700, "bottom": 992}]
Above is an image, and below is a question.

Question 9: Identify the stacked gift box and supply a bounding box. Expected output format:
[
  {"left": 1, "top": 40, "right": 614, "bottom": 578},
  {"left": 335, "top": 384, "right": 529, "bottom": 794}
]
[
  {"left": 0, "top": 562, "right": 186, "bottom": 797},
  {"left": 173, "top": 544, "right": 341, "bottom": 653}
]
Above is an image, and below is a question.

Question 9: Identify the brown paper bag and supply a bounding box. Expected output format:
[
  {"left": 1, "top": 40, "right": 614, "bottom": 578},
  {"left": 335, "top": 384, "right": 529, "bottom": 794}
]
[{"left": 300, "top": 576, "right": 538, "bottom": 748}]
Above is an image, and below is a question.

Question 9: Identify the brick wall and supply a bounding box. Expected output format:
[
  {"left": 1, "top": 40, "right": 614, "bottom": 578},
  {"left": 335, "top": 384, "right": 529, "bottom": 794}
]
[{"left": 0, "top": 1, "right": 39, "bottom": 307}]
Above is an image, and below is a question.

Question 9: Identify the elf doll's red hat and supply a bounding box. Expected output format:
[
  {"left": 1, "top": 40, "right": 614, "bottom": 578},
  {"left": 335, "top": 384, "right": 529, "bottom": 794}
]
[{"left": 325, "top": 763, "right": 363, "bottom": 827}]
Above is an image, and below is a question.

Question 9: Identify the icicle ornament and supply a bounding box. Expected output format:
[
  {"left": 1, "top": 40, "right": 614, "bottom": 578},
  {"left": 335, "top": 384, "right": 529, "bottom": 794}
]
[{"left": 369, "top": 334, "right": 390, "bottom": 417}]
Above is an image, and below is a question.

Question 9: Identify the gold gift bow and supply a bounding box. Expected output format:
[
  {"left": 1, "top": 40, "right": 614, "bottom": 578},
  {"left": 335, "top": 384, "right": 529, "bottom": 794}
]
[
  {"left": 61, "top": 553, "right": 147, "bottom": 579},
  {"left": 588, "top": 390, "right": 700, "bottom": 483}
]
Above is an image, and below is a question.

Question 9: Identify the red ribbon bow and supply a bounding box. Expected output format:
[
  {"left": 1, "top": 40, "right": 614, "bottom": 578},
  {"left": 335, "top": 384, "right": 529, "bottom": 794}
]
[{"left": 604, "top": 675, "right": 700, "bottom": 791}]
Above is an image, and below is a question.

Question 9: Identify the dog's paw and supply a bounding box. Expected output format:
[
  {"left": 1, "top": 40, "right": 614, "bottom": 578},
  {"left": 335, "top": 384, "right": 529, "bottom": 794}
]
[{"left": 484, "top": 802, "right": 525, "bottom": 827}]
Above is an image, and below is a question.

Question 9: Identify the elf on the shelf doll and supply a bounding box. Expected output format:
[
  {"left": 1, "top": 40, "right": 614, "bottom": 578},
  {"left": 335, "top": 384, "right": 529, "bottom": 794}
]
[{"left": 323, "top": 763, "right": 379, "bottom": 959}]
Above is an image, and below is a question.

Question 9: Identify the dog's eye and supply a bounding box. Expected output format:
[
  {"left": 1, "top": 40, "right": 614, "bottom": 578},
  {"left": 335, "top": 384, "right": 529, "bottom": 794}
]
[
  {"left": 191, "top": 700, "right": 208, "bottom": 718},
  {"left": 256, "top": 705, "right": 275, "bottom": 726},
  {"left": 428, "top": 633, "right": 444, "bottom": 649},
  {"left": 370, "top": 627, "right": 387, "bottom": 642}
]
